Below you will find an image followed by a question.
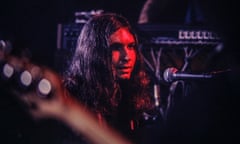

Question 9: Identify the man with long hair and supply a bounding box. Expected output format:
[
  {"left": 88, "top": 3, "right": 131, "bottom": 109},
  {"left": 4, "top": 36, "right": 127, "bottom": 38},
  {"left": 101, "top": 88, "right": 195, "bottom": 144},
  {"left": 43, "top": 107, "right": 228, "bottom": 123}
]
[
  {"left": 63, "top": 13, "right": 157, "bottom": 142},
  {"left": 9, "top": 13, "right": 159, "bottom": 144}
]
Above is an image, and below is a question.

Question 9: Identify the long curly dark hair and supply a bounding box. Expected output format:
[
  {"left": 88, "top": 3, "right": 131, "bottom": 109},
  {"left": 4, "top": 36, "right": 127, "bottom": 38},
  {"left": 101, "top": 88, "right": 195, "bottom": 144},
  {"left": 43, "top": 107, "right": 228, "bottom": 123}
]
[{"left": 63, "top": 13, "right": 154, "bottom": 117}]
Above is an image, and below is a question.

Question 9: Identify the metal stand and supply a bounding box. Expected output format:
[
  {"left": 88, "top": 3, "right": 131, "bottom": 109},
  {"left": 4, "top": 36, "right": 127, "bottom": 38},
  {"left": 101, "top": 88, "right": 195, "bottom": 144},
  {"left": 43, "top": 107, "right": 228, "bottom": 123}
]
[{"left": 138, "top": 25, "right": 223, "bottom": 122}]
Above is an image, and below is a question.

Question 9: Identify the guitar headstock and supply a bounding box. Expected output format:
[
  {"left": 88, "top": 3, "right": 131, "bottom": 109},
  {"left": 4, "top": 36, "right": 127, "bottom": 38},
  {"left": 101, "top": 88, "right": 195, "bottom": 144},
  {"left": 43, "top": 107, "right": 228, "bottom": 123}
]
[
  {"left": 1, "top": 40, "right": 133, "bottom": 144},
  {"left": 0, "top": 39, "right": 52, "bottom": 98}
]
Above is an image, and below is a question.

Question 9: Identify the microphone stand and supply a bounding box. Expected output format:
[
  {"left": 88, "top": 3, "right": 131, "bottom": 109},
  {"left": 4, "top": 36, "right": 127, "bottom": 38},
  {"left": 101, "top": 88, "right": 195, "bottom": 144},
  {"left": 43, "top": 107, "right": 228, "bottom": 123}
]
[
  {"left": 141, "top": 44, "right": 200, "bottom": 122},
  {"left": 140, "top": 45, "right": 162, "bottom": 118},
  {"left": 164, "top": 46, "right": 199, "bottom": 119}
]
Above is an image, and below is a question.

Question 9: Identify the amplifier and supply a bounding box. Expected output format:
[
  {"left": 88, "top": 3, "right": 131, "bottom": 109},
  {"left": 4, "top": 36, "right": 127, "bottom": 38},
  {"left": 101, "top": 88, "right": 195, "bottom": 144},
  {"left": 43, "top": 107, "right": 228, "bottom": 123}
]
[
  {"left": 135, "top": 24, "right": 223, "bottom": 76},
  {"left": 57, "top": 23, "right": 84, "bottom": 51},
  {"left": 55, "top": 23, "right": 84, "bottom": 72},
  {"left": 136, "top": 24, "right": 222, "bottom": 49},
  {"left": 57, "top": 23, "right": 222, "bottom": 50}
]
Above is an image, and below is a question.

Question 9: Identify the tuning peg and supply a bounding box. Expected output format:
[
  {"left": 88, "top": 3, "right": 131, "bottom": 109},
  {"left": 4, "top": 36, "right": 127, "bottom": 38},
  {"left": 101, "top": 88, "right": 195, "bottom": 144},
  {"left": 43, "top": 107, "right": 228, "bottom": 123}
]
[
  {"left": 37, "top": 78, "right": 52, "bottom": 98},
  {"left": 19, "top": 66, "right": 53, "bottom": 98},
  {"left": 1, "top": 61, "right": 52, "bottom": 98},
  {"left": 1, "top": 62, "right": 15, "bottom": 81},
  {"left": 0, "top": 40, "right": 12, "bottom": 56}
]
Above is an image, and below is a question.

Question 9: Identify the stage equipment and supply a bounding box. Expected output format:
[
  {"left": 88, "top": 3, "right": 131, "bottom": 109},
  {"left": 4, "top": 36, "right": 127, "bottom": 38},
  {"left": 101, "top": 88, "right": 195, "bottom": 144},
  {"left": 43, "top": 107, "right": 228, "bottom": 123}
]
[
  {"left": 136, "top": 24, "right": 223, "bottom": 119},
  {"left": 74, "top": 10, "right": 104, "bottom": 24},
  {"left": 54, "top": 23, "right": 224, "bottom": 119}
]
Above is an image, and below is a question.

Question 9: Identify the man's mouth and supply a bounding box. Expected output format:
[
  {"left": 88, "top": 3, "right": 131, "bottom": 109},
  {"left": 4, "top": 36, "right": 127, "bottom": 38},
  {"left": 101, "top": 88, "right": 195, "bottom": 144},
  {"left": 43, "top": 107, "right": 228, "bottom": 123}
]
[
  {"left": 118, "top": 67, "right": 132, "bottom": 73},
  {"left": 117, "top": 64, "right": 132, "bottom": 69},
  {"left": 118, "top": 66, "right": 131, "bottom": 70}
]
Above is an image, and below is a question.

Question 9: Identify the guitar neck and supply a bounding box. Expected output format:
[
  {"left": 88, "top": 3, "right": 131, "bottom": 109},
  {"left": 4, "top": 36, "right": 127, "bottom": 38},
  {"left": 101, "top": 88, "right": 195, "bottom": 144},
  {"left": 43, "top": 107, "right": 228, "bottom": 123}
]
[
  {"left": 58, "top": 96, "right": 131, "bottom": 144},
  {"left": 0, "top": 40, "right": 132, "bottom": 144}
]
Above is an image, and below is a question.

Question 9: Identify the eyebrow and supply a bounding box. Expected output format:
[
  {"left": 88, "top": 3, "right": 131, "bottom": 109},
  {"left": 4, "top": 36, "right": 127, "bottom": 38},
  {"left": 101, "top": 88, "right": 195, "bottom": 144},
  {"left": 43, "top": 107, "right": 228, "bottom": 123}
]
[{"left": 110, "top": 42, "right": 136, "bottom": 46}]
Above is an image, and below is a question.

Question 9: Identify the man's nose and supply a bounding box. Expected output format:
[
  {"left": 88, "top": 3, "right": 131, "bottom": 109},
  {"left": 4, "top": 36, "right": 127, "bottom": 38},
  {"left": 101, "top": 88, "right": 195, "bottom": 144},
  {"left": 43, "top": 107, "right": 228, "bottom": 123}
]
[{"left": 121, "top": 47, "right": 130, "bottom": 61}]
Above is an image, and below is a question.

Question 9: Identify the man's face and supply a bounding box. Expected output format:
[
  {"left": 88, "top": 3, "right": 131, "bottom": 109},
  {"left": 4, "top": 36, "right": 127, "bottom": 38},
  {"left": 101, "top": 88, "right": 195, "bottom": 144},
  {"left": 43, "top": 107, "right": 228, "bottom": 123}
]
[{"left": 109, "top": 28, "right": 137, "bottom": 80}]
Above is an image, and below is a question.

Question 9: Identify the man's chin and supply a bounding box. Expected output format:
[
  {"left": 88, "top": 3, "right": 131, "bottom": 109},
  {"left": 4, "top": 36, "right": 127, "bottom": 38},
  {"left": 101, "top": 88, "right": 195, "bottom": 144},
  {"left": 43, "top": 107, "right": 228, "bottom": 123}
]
[{"left": 117, "top": 74, "right": 131, "bottom": 80}]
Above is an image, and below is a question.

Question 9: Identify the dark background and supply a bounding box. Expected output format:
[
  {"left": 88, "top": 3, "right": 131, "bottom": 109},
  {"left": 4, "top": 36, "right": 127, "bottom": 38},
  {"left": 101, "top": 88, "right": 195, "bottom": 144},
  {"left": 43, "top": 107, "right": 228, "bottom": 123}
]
[
  {"left": 0, "top": 0, "right": 238, "bottom": 65},
  {"left": 0, "top": 0, "right": 146, "bottom": 68},
  {"left": 0, "top": 0, "right": 238, "bottom": 67},
  {"left": 0, "top": 0, "right": 239, "bottom": 143}
]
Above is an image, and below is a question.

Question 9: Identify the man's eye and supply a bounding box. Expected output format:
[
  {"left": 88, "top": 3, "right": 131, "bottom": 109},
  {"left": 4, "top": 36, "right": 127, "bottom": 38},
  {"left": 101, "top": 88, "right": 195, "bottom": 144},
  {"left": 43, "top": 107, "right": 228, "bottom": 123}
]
[
  {"left": 128, "top": 44, "right": 136, "bottom": 49},
  {"left": 110, "top": 44, "right": 122, "bottom": 51}
]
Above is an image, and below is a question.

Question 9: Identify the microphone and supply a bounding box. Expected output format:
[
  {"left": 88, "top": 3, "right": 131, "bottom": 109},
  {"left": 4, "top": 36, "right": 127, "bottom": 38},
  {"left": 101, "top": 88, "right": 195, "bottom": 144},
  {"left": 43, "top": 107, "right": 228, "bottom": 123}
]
[
  {"left": 163, "top": 67, "right": 212, "bottom": 83},
  {"left": 0, "top": 40, "right": 12, "bottom": 54}
]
